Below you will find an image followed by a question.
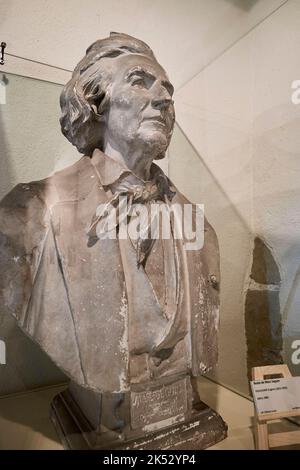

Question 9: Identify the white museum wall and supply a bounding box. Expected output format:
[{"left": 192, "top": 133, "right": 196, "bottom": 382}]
[
  {"left": 0, "top": 0, "right": 287, "bottom": 85},
  {"left": 174, "top": 0, "right": 300, "bottom": 394},
  {"left": 251, "top": 1, "right": 300, "bottom": 368},
  {"left": 0, "top": 0, "right": 295, "bottom": 395}
]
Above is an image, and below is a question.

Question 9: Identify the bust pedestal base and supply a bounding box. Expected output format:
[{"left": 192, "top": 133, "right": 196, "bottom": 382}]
[{"left": 50, "top": 382, "right": 227, "bottom": 450}]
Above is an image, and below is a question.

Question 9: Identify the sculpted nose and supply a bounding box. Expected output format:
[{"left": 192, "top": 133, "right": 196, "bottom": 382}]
[{"left": 151, "top": 87, "right": 173, "bottom": 110}]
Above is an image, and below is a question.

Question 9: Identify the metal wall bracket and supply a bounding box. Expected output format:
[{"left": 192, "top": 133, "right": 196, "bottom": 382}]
[{"left": 0, "top": 42, "right": 7, "bottom": 66}]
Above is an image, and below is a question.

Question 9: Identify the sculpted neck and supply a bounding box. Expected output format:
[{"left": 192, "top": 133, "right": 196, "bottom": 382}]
[{"left": 103, "top": 141, "right": 155, "bottom": 181}]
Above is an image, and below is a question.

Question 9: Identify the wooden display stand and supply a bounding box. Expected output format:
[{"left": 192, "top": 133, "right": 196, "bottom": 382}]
[{"left": 252, "top": 364, "right": 300, "bottom": 450}]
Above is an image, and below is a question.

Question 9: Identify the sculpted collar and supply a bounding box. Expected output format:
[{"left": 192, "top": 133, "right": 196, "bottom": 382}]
[
  {"left": 90, "top": 148, "right": 133, "bottom": 187},
  {"left": 90, "top": 148, "right": 176, "bottom": 200},
  {"left": 88, "top": 149, "right": 176, "bottom": 265}
]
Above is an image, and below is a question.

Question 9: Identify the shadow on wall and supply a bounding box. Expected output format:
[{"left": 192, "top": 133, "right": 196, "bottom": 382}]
[
  {"left": 245, "top": 237, "right": 283, "bottom": 386},
  {"left": 224, "top": 0, "right": 260, "bottom": 12}
]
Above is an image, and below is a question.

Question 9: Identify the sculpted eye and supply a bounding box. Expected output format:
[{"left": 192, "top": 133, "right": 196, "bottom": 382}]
[
  {"left": 131, "top": 77, "right": 146, "bottom": 88},
  {"left": 126, "top": 70, "right": 155, "bottom": 89}
]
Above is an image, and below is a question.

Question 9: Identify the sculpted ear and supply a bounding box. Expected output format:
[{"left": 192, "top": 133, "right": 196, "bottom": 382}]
[
  {"left": 90, "top": 103, "right": 104, "bottom": 121},
  {"left": 90, "top": 88, "right": 111, "bottom": 122}
]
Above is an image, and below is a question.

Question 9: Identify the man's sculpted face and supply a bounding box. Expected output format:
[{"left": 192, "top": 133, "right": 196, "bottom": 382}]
[{"left": 102, "top": 54, "right": 175, "bottom": 161}]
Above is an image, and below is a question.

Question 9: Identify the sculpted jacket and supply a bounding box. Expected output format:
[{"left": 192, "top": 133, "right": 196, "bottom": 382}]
[{"left": 0, "top": 149, "right": 220, "bottom": 393}]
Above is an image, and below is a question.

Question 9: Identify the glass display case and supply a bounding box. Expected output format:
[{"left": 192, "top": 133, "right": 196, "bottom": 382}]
[{"left": 0, "top": 66, "right": 299, "bottom": 401}]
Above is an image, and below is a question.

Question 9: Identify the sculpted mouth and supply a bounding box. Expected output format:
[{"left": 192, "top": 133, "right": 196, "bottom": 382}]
[{"left": 143, "top": 117, "right": 166, "bottom": 126}]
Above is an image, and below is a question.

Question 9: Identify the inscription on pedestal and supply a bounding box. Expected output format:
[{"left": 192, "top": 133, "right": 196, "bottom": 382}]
[{"left": 130, "top": 378, "right": 188, "bottom": 430}]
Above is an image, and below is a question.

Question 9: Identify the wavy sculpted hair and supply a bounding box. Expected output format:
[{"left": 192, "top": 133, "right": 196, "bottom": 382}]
[{"left": 60, "top": 33, "right": 157, "bottom": 155}]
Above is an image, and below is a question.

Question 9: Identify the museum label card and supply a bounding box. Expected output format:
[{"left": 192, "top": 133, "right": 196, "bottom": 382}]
[{"left": 251, "top": 377, "right": 300, "bottom": 415}]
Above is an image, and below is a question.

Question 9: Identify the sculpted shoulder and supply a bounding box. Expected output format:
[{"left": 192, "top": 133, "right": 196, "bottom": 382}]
[
  {"left": 0, "top": 179, "right": 49, "bottom": 209},
  {"left": 0, "top": 156, "right": 93, "bottom": 229},
  {"left": 0, "top": 179, "right": 51, "bottom": 240},
  {"left": 0, "top": 178, "right": 51, "bottom": 320}
]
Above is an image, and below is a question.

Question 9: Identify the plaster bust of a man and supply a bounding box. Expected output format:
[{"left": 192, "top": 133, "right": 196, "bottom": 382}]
[
  {"left": 0, "top": 33, "right": 224, "bottom": 448},
  {"left": 60, "top": 33, "right": 175, "bottom": 177}
]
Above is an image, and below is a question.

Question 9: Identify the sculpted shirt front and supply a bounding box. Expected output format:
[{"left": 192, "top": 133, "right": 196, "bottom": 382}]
[{"left": 0, "top": 149, "right": 220, "bottom": 393}]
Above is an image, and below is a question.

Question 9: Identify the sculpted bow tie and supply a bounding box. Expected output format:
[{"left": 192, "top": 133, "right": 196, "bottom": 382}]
[{"left": 87, "top": 171, "right": 176, "bottom": 266}]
